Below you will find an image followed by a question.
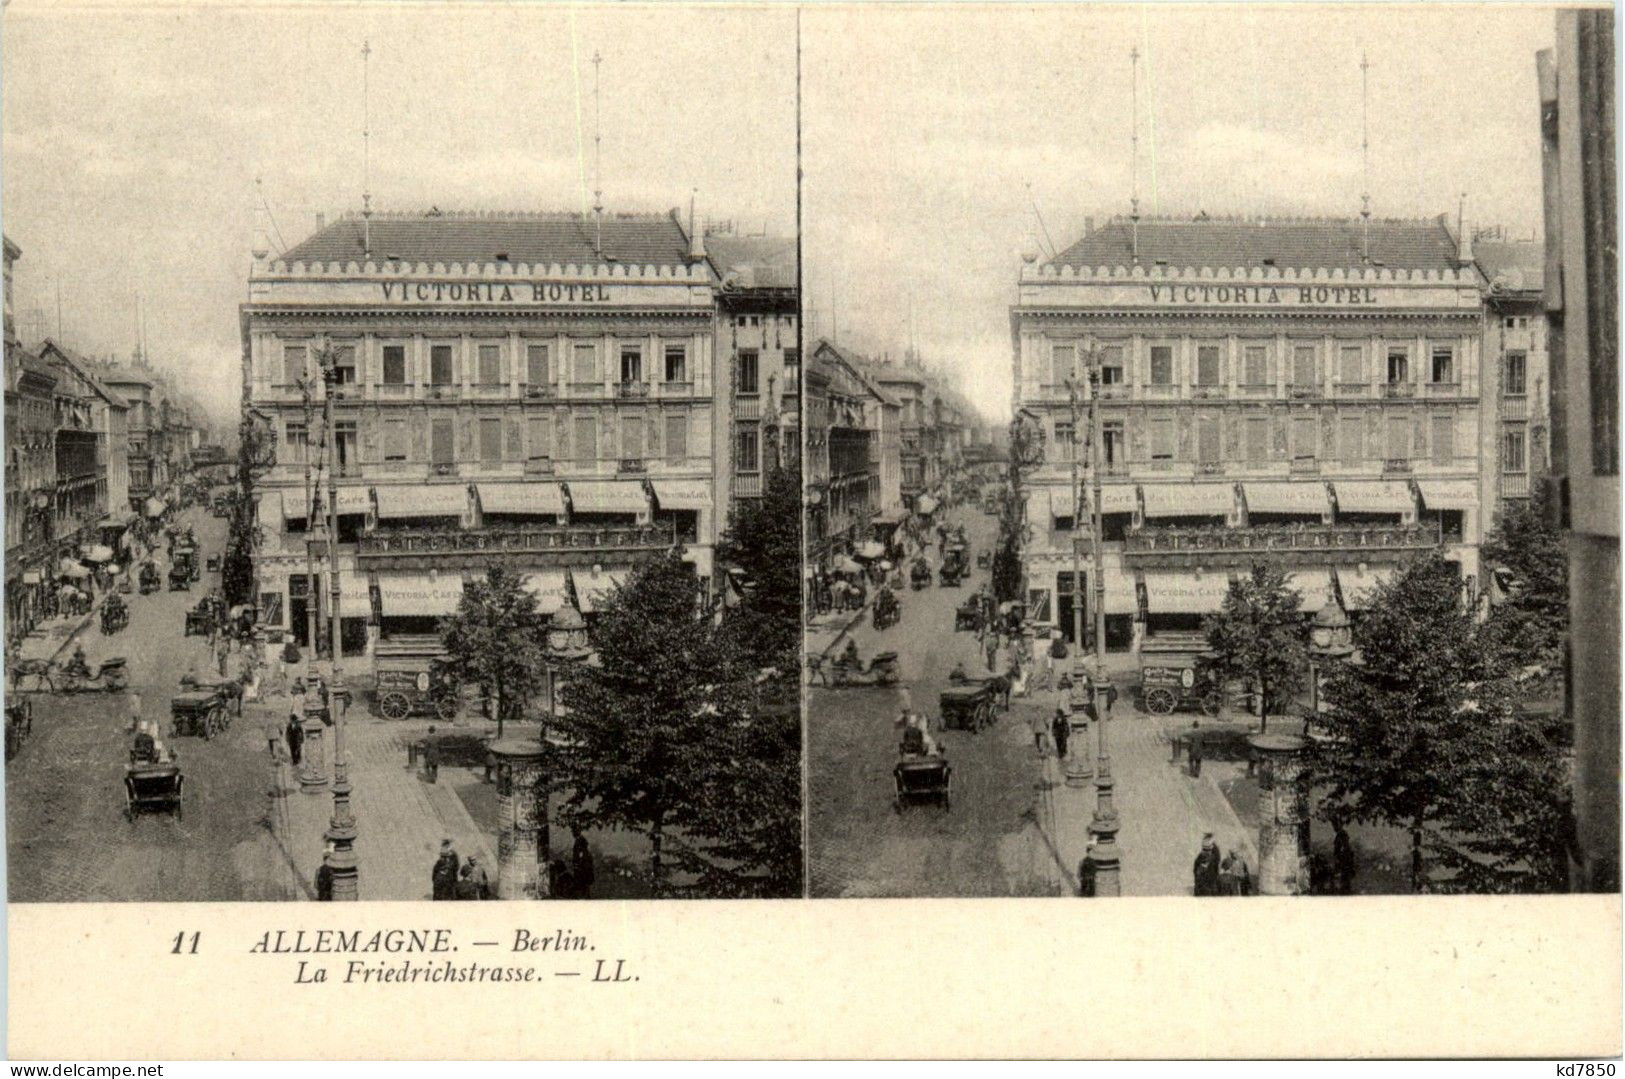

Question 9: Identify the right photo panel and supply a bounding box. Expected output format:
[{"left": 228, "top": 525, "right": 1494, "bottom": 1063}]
[{"left": 803, "top": 5, "right": 1610, "bottom": 899}]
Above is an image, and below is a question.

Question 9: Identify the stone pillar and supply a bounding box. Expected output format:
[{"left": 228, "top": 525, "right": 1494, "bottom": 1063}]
[
  {"left": 299, "top": 700, "right": 329, "bottom": 795},
  {"left": 489, "top": 738, "right": 547, "bottom": 900},
  {"left": 1249, "top": 732, "right": 1310, "bottom": 896}
]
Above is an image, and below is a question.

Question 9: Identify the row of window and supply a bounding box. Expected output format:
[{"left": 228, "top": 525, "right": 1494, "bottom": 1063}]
[
  {"left": 277, "top": 342, "right": 794, "bottom": 396},
  {"left": 281, "top": 411, "right": 701, "bottom": 470},
  {"left": 1053, "top": 412, "right": 1466, "bottom": 467},
  {"left": 1046, "top": 341, "right": 1466, "bottom": 389}
]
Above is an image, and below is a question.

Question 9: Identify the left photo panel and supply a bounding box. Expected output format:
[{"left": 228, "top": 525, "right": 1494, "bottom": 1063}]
[{"left": 1, "top": 4, "right": 803, "bottom": 901}]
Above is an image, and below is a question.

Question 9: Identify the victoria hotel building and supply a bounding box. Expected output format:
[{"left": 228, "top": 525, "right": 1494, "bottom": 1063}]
[{"left": 1012, "top": 214, "right": 1511, "bottom": 650}]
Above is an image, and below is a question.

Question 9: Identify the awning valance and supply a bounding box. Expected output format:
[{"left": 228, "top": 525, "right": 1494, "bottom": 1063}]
[
  {"left": 522, "top": 570, "right": 571, "bottom": 614},
  {"left": 1141, "top": 483, "right": 1234, "bottom": 519},
  {"left": 292, "top": 485, "right": 372, "bottom": 519},
  {"left": 479, "top": 482, "right": 565, "bottom": 516},
  {"left": 1286, "top": 568, "right": 1336, "bottom": 610},
  {"left": 1054, "top": 484, "right": 1139, "bottom": 517},
  {"left": 651, "top": 479, "right": 711, "bottom": 511},
  {"left": 377, "top": 574, "right": 464, "bottom": 617},
  {"left": 1416, "top": 479, "right": 1479, "bottom": 510},
  {"left": 1244, "top": 481, "right": 1331, "bottom": 516},
  {"left": 340, "top": 573, "right": 372, "bottom": 618},
  {"left": 1092, "top": 570, "right": 1140, "bottom": 615},
  {"left": 1335, "top": 564, "right": 1399, "bottom": 609},
  {"left": 573, "top": 569, "right": 629, "bottom": 612},
  {"left": 1333, "top": 480, "right": 1414, "bottom": 515},
  {"left": 1141, "top": 570, "right": 1234, "bottom": 613},
  {"left": 567, "top": 481, "right": 649, "bottom": 515},
  {"left": 376, "top": 485, "right": 468, "bottom": 519}
]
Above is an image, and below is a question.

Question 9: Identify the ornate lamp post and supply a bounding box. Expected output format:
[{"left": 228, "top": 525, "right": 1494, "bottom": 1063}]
[{"left": 319, "top": 348, "right": 358, "bottom": 900}]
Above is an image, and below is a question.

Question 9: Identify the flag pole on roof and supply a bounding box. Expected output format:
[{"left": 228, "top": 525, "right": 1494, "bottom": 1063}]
[
  {"left": 592, "top": 50, "right": 604, "bottom": 257},
  {"left": 1360, "top": 51, "right": 1371, "bottom": 263},
  {"left": 361, "top": 39, "right": 373, "bottom": 260},
  {"left": 1130, "top": 46, "right": 1141, "bottom": 263}
]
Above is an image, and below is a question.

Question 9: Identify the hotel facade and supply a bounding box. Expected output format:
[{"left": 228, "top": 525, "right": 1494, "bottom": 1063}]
[
  {"left": 242, "top": 210, "right": 729, "bottom": 695},
  {"left": 1011, "top": 215, "right": 1497, "bottom": 651}
]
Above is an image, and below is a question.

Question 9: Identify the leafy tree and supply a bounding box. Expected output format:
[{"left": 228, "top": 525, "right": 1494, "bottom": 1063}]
[
  {"left": 993, "top": 413, "right": 1044, "bottom": 605},
  {"left": 438, "top": 566, "right": 549, "bottom": 740},
  {"left": 554, "top": 552, "right": 756, "bottom": 893},
  {"left": 1480, "top": 482, "right": 1568, "bottom": 682},
  {"left": 1199, "top": 563, "right": 1308, "bottom": 723},
  {"left": 716, "top": 462, "right": 802, "bottom": 671},
  {"left": 1309, "top": 553, "right": 1495, "bottom": 892},
  {"left": 222, "top": 411, "right": 275, "bottom": 607}
]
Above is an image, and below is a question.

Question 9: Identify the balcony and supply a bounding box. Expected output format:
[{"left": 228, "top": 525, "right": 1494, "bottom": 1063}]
[
  {"left": 1143, "top": 383, "right": 1177, "bottom": 398},
  {"left": 425, "top": 384, "right": 460, "bottom": 401},
  {"left": 617, "top": 381, "right": 650, "bottom": 400},
  {"left": 471, "top": 383, "right": 507, "bottom": 399},
  {"left": 1424, "top": 381, "right": 1462, "bottom": 398},
  {"left": 1502, "top": 394, "right": 1529, "bottom": 418},
  {"left": 1334, "top": 382, "right": 1370, "bottom": 397},
  {"left": 1502, "top": 471, "right": 1531, "bottom": 498},
  {"left": 1290, "top": 457, "right": 1320, "bottom": 475},
  {"left": 522, "top": 384, "right": 556, "bottom": 400},
  {"left": 660, "top": 380, "right": 695, "bottom": 397},
  {"left": 1382, "top": 458, "right": 1412, "bottom": 475},
  {"left": 734, "top": 473, "right": 763, "bottom": 498},
  {"left": 1098, "top": 381, "right": 1129, "bottom": 400},
  {"left": 1239, "top": 383, "right": 1274, "bottom": 398},
  {"left": 429, "top": 462, "right": 460, "bottom": 479},
  {"left": 379, "top": 383, "right": 412, "bottom": 399},
  {"left": 1191, "top": 386, "right": 1227, "bottom": 401},
  {"left": 357, "top": 522, "right": 677, "bottom": 570},
  {"left": 1121, "top": 521, "right": 1443, "bottom": 568},
  {"left": 1289, "top": 385, "right": 1322, "bottom": 400},
  {"left": 570, "top": 382, "right": 607, "bottom": 398},
  {"left": 1382, "top": 383, "right": 1415, "bottom": 399}
]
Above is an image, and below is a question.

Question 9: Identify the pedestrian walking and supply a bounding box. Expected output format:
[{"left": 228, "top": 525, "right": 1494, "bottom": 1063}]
[
  {"left": 423, "top": 725, "right": 441, "bottom": 783},
  {"left": 1078, "top": 843, "right": 1098, "bottom": 897},
  {"left": 126, "top": 689, "right": 144, "bottom": 734},
  {"left": 431, "top": 839, "right": 459, "bottom": 901},
  {"left": 1193, "top": 833, "right": 1222, "bottom": 897},
  {"left": 1220, "top": 850, "right": 1252, "bottom": 896},
  {"left": 1051, "top": 709, "right": 1070, "bottom": 760},
  {"left": 263, "top": 712, "right": 284, "bottom": 763},
  {"left": 285, "top": 712, "right": 304, "bottom": 767},
  {"left": 1188, "top": 728, "right": 1204, "bottom": 778},
  {"left": 455, "top": 863, "right": 481, "bottom": 900},
  {"left": 984, "top": 634, "right": 998, "bottom": 673},
  {"left": 1029, "top": 708, "right": 1050, "bottom": 757},
  {"left": 572, "top": 831, "right": 596, "bottom": 900},
  {"left": 1333, "top": 820, "right": 1356, "bottom": 895},
  {"left": 315, "top": 849, "right": 335, "bottom": 901},
  {"left": 464, "top": 855, "right": 491, "bottom": 899}
]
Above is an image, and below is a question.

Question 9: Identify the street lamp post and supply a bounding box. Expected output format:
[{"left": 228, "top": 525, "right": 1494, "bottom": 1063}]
[
  {"left": 1083, "top": 364, "right": 1122, "bottom": 896},
  {"left": 319, "top": 348, "right": 358, "bottom": 900},
  {"left": 297, "top": 369, "right": 328, "bottom": 795},
  {"left": 1063, "top": 379, "right": 1092, "bottom": 785}
]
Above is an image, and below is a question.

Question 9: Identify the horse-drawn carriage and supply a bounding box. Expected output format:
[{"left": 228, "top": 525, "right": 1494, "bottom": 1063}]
[
  {"left": 909, "top": 557, "right": 932, "bottom": 590},
  {"left": 184, "top": 595, "right": 223, "bottom": 637},
  {"left": 1136, "top": 632, "right": 1223, "bottom": 716},
  {"left": 170, "top": 688, "right": 231, "bottom": 739},
  {"left": 100, "top": 594, "right": 129, "bottom": 635},
  {"left": 169, "top": 546, "right": 198, "bottom": 591},
  {"left": 953, "top": 596, "right": 983, "bottom": 632},
  {"left": 809, "top": 646, "right": 900, "bottom": 688},
  {"left": 5, "top": 696, "right": 34, "bottom": 761},
  {"left": 139, "top": 561, "right": 161, "bottom": 594},
  {"left": 871, "top": 588, "right": 900, "bottom": 631},
  {"left": 894, "top": 753, "right": 951, "bottom": 811},
  {"left": 939, "top": 544, "right": 969, "bottom": 586},
  {"left": 125, "top": 761, "right": 183, "bottom": 820},
  {"left": 373, "top": 636, "right": 460, "bottom": 720},
  {"left": 940, "top": 681, "right": 999, "bottom": 732}
]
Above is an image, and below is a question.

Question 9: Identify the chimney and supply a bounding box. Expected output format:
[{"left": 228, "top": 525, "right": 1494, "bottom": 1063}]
[
  {"left": 1085, "top": 216, "right": 1095, "bottom": 235},
  {"left": 315, "top": 212, "right": 326, "bottom": 232},
  {"left": 689, "top": 210, "right": 706, "bottom": 260},
  {"left": 1456, "top": 195, "right": 1474, "bottom": 265}
]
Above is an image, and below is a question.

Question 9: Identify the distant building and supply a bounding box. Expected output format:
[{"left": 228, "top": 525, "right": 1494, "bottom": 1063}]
[
  {"left": 4, "top": 234, "right": 60, "bottom": 632},
  {"left": 1011, "top": 213, "right": 1492, "bottom": 650},
  {"left": 38, "top": 340, "right": 133, "bottom": 550},
  {"left": 102, "top": 370, "right": 159, "bottom": 510},
  {"left": 807, "top": 339, "right": 887, "bottom": 568}
]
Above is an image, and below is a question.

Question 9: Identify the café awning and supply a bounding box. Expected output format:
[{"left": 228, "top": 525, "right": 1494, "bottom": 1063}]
[
  {"left": 376, "top": 574, "right": 464, "bottom": 617},
  {"left": 1416, "top": 479, "right": 1479, "bottom": 510},
  {"left": 573, "top": 568, "right": 629, "bottom": 612},
  {"left": 339, "top": 573, "right": 372, "bottom": 618},
  {"left": 650, "top": 479, "right": 711, "bottom": 511},
  {"left": 1067, "top": 569, "right": 1140, "bottom": 615},
  {"left": 1054, "top": 484, "right": 1139, "bottom": 517},
  {"left": 478, "top": 482, "right": 565, "bottom": 517},
  {"left": 81, "top": 544, "right": 114, "bottom": 563},
  {"left": 1333, "top": 480, "right": 1414, "bottom": 515},
  {"left": 1335, "top": 564, "right": 1399, "bottom": 609},
  {"left": 1141, "top": 483, "right": 1234, "bottom": 519},
  {"left": 1244, "top": 481, "right": 1331, "bottom": 516},
  {"left": 289, "top": 486, "right": 372, "bottom": 519},
  {"left": 1141, "top": 570, "right": 1234, "bottom": 613},
  {"left": 1286, "top": 568, "right": 1336, "bottom": 610},
  {"left": 521, "top": 570, "right": 571, "bottom": 614},
  {"left": 376, "top": 485, "right": 468, "bottom": 519},
  {"left": 566, "top": 481, "right": 649, "bottom": 515}
]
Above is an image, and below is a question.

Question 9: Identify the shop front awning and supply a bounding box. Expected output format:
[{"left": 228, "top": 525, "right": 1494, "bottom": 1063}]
[
  {"left": 99, "top": 509, "right": 135, "bottom": 529},
  {"left": 1141, "top": 570, "right": 1234, "bottom": 614},
  {"left": 478, "top": 482, "right": 565, "bottom": 517},
  {"left": 1333, "top": 480, "right": 1414, "bottom": 515},
  {"left": 1335, "top": 564, "right": 1399, "bottom": 609},
  {"left": 566, "top": 481, "right": 649, "bottom": 515},
  {"left": 650, "top": 479, "right": 711, "bottom": 511},
  {"left": 376, "top": 485, "right": 468, "bottom": 519},
  {"left": 377, "top": 574, "right": 465, "bottom": 617},
  {"left": 289, "top": 485, "right": 373, "bottom": 520},
  {"left": 1286, "top": 568, "right": 1336, "bottom": 611},
  {"left": 81, "top": 544, "right": 114, "bottom": 563},
  {"left": 915, "top": 495, "right": 939, "bottom": 515},
  {"left": 1416, "top": 479, "right": 1479, "bottom": 511},
  {"left": 143, "top": 497, "right": 165, "bottom": 518},
  {"left": 339, "top": 573, "right": 372, "bottom": 618},
  {"left": 1141, "top": 483, "right": 1234, "bottom": 519},
  {"left": 573, "top": 568, "right": 629, "bottom": 612},
  {"left": 1054, "top": 484, "right": 1139, "bottom": 517},
  {"left": 1244, "top": 481, "right": 1331, "bottom": 517},
  {"left": 1071, "top": 570, "right": 1141, "bottom": 615},
  {"left": 521, "top": 570, "right": 571, "bottom": 614}
]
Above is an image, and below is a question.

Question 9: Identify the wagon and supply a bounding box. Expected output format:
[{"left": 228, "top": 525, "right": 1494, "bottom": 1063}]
[
  {"left": 170, "top": 690, "right": 229, "bottom": 739},
  {"left": 893, "top": 755, "right": 951, "bottom": 810},
  {"left": 125, "top": 762, "right": 184, "bottom": 819},
  {"left": 373, "top": 635, "right": 460, "bottom": 720},
  {"left": 1137, "top": 632, "right": 1221, "bottom": 716},
  {"left": 940, "top": 682, "right": 996, "bottom": 732}
]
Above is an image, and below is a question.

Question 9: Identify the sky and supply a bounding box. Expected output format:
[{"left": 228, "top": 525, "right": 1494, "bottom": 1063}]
[
  {"left": 2, "top": 3, "right": 797, "bottom": 423},
  {"left": 801, "top": 3, "right": 1559, "bottom": 423}
]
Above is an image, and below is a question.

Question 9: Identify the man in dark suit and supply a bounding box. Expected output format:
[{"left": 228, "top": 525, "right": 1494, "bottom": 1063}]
[
  {"left": 423, "top": 725, "right": 441, "bottom": 783},
  {"left": 431, "top": 839, "right": 459, "bottom": 900}
]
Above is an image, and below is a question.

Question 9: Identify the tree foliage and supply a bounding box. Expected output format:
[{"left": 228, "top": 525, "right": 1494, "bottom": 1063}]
[
  {"left": 992, "top": 415, "right": 1042, "bottom": 604},
  {"left": 1308, "top": 552, "right": 1569, "bottom": 893},
  {"left": 222, "top": 411, "right": 274, "bottom": 607},
  {"left": 555, "top": 552, "right": 787, "bottom": 895},
  {"left": 716, "top": 461, "right": 802, "bottom": 672},
  {"left": 438, "top": 566, "right": 549, "bottom": 739},
  {"left": 1480, "top": 482, "right": 1568, "bottom": 683},
  {"left": 1200, "top": 563, "right": 1308, "bottom": 720}
]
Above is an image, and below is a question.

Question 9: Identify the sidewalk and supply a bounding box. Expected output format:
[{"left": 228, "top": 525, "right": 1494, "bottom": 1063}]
[
  {"left": 15, "top": 611, "right": 96, "bottom": 664},
  {"left": 257, "top": 688, "right": 498, "bottom": 901}
]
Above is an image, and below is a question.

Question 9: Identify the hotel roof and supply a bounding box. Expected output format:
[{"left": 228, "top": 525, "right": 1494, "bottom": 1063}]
[
  {"left": 707, "top": 234, "right": 796, "bottom": 290},
  {"left": 1475, "top": 238, "right": 1545, "bottom": 293},
  {"left": 277, "top": 209, "right": 698, "bottom": 268},
  {"left": 1047, "top": 214, "right": 1464, "bottom": 273}
]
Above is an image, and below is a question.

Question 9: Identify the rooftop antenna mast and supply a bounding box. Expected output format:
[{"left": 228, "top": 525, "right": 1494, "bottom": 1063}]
[
  {"left": 592, "top": 50, "right": 604, "bottom": 256},
  {"left": 1130, "top": 46, "right": 1141, "bottom": 262},
  {"left": 1360, "top": 51, "right": 1371, "bottom": 263},
  {"left": 362, "top": 39, "right": 373, "bottom": 258}
]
